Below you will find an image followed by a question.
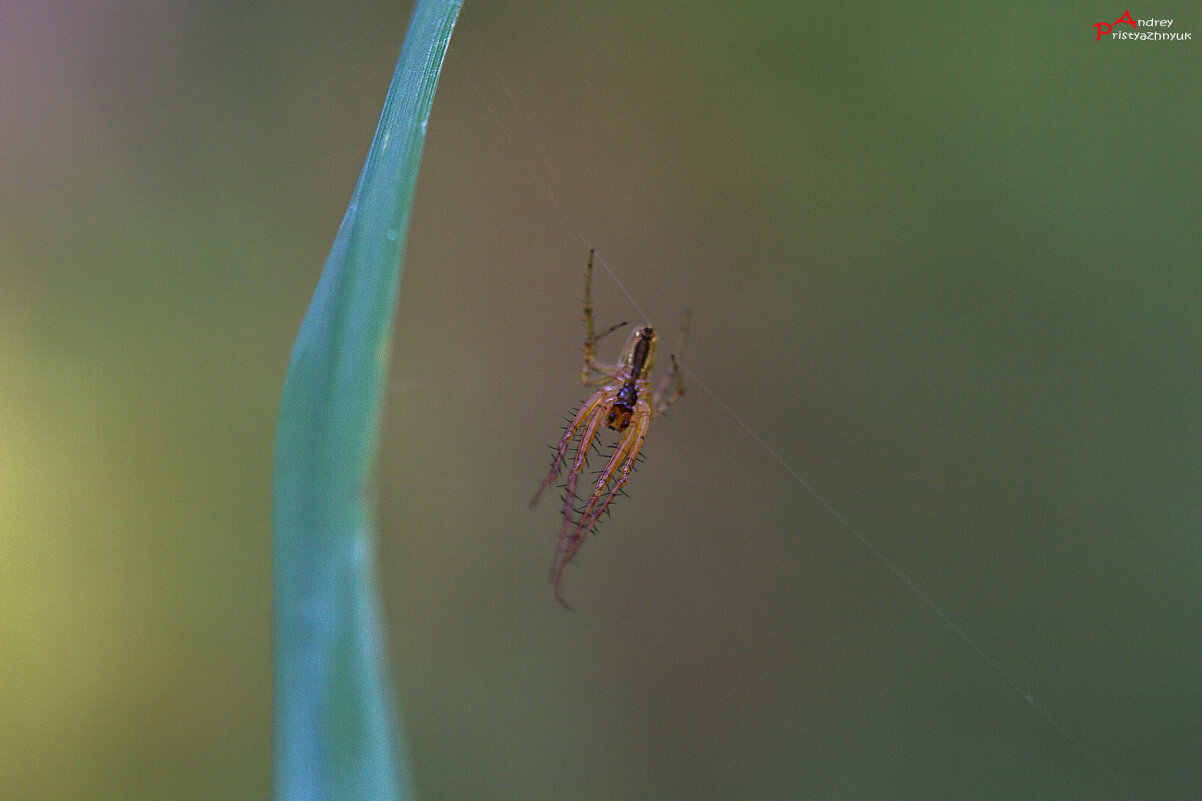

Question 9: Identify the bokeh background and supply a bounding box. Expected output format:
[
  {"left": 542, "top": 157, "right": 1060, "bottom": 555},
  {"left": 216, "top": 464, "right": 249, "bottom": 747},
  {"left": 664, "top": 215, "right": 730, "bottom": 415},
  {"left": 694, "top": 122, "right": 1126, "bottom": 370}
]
[{"left": 3, "top": 2, "right": 1199, "bottom": 799}]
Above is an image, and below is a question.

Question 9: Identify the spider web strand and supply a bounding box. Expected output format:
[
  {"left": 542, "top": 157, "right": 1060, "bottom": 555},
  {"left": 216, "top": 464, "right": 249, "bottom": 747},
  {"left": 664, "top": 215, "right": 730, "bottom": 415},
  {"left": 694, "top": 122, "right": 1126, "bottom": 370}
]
[{"left": 680, "top": 364, "right": 1137, "bottom": 800}]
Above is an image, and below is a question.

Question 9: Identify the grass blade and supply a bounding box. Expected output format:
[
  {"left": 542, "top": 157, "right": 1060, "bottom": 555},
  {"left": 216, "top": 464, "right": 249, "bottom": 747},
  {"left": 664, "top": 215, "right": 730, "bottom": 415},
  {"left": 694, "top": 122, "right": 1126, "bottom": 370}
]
[{"left": 271, "top": 2, "right": 463, "bottom": 799}]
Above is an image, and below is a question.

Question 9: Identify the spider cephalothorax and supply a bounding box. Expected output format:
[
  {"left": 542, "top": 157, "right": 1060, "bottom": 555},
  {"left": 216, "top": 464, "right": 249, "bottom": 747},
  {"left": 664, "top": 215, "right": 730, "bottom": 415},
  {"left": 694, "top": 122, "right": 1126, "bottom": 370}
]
[{"left": 530, "top": 251, "right": 687, "bottom": 607}]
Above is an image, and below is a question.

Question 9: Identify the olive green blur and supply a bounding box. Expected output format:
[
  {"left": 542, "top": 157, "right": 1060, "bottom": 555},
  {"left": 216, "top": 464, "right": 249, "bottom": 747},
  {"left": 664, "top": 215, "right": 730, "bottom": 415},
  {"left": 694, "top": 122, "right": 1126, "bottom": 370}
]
[{"left": 2, "top": 2, "right": 1197, "bottom": 800}]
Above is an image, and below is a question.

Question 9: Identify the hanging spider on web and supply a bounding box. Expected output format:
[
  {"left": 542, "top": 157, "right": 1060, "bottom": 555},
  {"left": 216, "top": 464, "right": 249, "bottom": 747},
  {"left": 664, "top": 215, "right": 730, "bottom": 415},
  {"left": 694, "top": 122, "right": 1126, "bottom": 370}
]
[{"left": 530, "top": 250, "right": 688, "bottom": 608}]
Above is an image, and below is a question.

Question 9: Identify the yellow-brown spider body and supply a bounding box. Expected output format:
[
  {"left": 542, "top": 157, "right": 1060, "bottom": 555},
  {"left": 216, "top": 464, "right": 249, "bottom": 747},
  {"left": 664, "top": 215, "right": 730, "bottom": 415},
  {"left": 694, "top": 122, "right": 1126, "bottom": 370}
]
[{"left": 531, "top": 251, "right": 686, "bottom": 607}]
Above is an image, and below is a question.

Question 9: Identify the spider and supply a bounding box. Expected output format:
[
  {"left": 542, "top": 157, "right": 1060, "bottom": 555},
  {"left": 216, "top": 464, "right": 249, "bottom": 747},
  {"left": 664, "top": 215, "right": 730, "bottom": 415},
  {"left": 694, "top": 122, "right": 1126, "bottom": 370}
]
[{"left": 530, "top": 250, "right": 687, "bottom": 607}]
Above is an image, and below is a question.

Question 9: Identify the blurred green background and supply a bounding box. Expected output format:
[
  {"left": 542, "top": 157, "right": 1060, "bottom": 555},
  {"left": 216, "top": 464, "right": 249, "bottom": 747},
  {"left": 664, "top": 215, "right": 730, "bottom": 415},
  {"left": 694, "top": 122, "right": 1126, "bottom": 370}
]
[{"left": 2, "top": 2, "right": 1199, "bottom": 799}]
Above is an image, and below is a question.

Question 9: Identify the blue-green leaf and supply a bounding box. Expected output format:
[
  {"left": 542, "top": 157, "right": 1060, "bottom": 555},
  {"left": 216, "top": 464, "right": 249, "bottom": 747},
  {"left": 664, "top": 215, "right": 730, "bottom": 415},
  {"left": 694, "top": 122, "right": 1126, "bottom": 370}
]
[{"left": 271, "top": 3, "right": 463, "bottom": 799}]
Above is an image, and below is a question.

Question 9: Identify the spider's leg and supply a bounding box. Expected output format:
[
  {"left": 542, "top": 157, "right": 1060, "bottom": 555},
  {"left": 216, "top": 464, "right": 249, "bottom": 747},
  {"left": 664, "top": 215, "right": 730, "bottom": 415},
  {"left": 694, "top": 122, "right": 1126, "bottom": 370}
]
[
  {"left": 582, "top": 248, "right": 626, "bottom": 384},
  {"left": 584, "top": 355, "right": 622, "bottom": 386},
  {"left": 653, "top": 353, "right": 686, "bottom": 415},
  {"left": 551, "top": 401, "right": 607, "bottom": 567},
  {"left": 584, "top": 326, "right": 625, "bottom": 384},
  {"left": 530, "top": 389, "right": 611, "bottom": 510},
  {"left": 574, "top": 409, "right": 650, "bottom": 541},
  {"left": 652, "top": 308, "right": 689, "bottom": 415},
  {"left": 553, "top": 408, "right": 650, "bottom": 604},
  {"left": 583, "top": 248, "right": 596, "bottom": 341}
]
